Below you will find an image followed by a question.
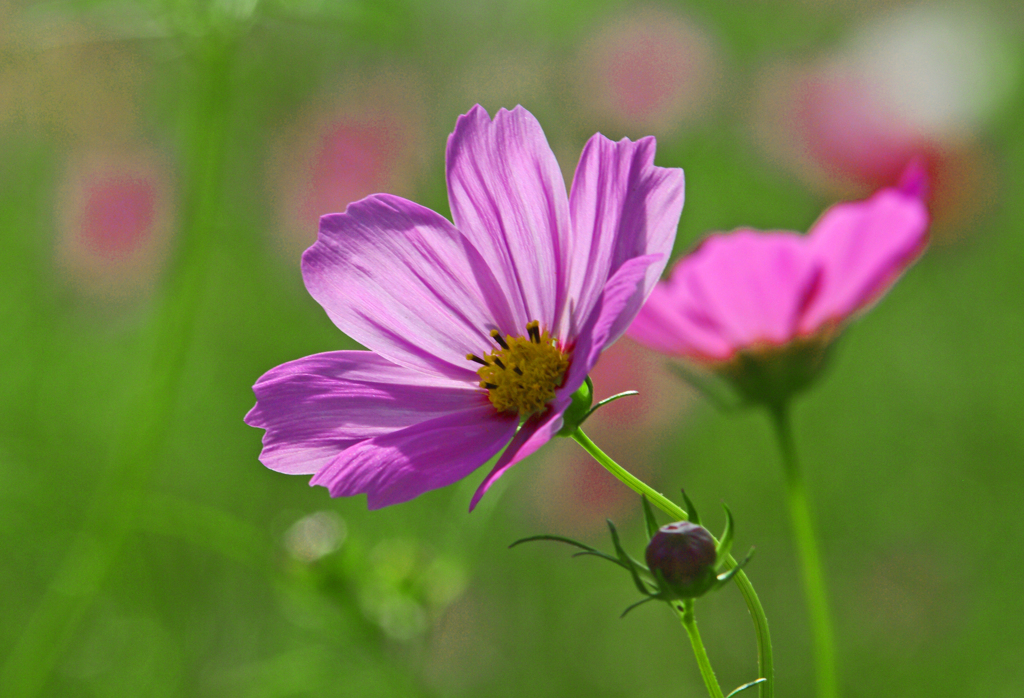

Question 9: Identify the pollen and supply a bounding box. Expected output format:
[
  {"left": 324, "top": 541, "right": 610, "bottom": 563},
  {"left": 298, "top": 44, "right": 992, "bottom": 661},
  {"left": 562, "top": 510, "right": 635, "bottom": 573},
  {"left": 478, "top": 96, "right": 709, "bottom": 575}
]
[{"left": 469, "top": 321, "right": 570, "bottom": 416}]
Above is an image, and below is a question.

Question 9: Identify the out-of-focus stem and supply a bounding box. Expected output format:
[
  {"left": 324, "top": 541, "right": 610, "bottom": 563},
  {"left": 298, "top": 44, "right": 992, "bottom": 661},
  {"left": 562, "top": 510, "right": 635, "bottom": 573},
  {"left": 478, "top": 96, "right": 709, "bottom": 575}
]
[
  {"left": 769, "top": 402, "right": 839, "bottom": 698},
  {"left": 0, "top": 35, "right": 235, "bottom": 698}
]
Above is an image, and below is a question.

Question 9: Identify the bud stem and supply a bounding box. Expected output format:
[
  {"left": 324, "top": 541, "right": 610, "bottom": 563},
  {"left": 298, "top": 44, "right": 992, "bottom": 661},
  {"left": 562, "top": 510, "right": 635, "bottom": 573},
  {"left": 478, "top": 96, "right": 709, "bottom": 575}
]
[
  {"left": 769, "top": 403, "right": 839, "bottom": 698},
  {"left": 570, "top": 429, "right": 773, "bottom": 698},
  {"left": 678, "top": 600, "right": 726, "bottom": 698}
]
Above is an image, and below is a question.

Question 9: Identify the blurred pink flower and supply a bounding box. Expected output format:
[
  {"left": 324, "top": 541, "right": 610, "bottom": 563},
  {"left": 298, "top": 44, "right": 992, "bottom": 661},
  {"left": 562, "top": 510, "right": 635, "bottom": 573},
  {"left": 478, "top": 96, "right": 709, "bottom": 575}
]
[
  {"left": 270, "top": 74, "right": 425, "bottom": 260},
  {"left": 575, "top": 7, "right": 720, "bottom": 136},
  {"left": 628, "top": 169, "right": 928, "bottom": 401},
  {"left": 246, "top": 105, "right": 684, "bottom": 509},
  {"left": 56, "top": 149, "right": 173, "bottom": 297},
  {"left": 750, "top": 5, "right": 1017, "bottom": 239}
]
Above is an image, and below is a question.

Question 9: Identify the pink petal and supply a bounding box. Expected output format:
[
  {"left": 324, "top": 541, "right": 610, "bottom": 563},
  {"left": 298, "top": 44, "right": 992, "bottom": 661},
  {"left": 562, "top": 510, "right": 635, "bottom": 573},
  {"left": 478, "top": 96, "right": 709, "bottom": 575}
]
[
  {"left": 563, "top": 254, "right": 663, "bottom": 396},
  {"left": 311, "top": 406, "right": 519, "bottom": 509},
  {"left": 468, "top": 398, "right": 569, "bottom": 511},
  {"left": 245, "top": 351, "right": 484, "bottom": 475},
  {"left": 626, "top": 275, "right": 735, "bottom": 360},
  {"left": 799, "top": 187, "right": 928, "bottom": 333},
  {"left": 679, "top": 231, "right": 822, "bottom": 350},
  {"left": 564, "top": 134, "right": 684, "bottom": 338},
  {"left": 303, "top": 194, "right": 515, "bottom": 381},
  {"left": 445, "top": 105, "right": 569, "bottom": 335}
]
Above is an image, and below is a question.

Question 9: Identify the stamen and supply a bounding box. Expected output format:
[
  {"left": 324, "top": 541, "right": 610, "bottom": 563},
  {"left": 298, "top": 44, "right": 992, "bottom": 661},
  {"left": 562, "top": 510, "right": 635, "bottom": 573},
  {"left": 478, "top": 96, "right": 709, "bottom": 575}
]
[
  {"left": 489, "top": 329, "right": 510, "bottom": 350},
  {"left": 466, "top": 353, "right": 488, "bottom": 366},
  {"left": 475, "top": 321, "right": 570, "bottom": 417}
]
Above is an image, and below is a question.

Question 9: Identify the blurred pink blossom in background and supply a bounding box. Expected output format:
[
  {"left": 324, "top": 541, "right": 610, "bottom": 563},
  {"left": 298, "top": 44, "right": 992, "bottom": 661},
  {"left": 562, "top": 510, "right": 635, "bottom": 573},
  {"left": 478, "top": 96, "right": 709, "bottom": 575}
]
[
  {"left": 270, "top": 71, "right": 425, "bottom": 261},
  {"left": 751, "top": 4, "right": 1017, "bottom": 241},
  {"left": 574, "top": 6, "right": 720, "bottom": 136},
  {"left": 56, "top": 149, "right": 173, "bottom": 298}
]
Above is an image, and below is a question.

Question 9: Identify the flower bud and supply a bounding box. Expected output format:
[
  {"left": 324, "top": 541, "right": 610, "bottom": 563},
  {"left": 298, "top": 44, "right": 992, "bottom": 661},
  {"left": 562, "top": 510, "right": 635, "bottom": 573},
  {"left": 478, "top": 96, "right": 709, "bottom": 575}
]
[{"left": 644, "top": 521, "right": 718, "bottom": 599}]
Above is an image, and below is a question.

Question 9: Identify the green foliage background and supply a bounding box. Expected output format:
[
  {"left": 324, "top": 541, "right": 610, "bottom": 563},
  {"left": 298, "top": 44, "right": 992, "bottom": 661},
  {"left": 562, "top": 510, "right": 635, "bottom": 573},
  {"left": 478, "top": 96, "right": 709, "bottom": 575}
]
[{"left": 1, "top": 1, "right": 1022, "bottom": 696}]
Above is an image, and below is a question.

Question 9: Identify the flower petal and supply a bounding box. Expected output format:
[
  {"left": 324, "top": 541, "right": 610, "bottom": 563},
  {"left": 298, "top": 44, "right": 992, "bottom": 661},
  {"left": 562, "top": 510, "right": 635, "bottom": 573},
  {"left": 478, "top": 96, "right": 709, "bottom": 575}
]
[
  {"left": 468, "top": 397, "right": 569, "bottom": 511},
  {"left": 626, "top": 275, "right": 735, "bottom": 360},
  {"left": 800, "top": 187, "right": 928, "bottom": 333},
  {"left": 303, "top": 194, "right": 515, "bottom": 380},
  {"left": 563, "top": 254, "right": 663, "bottom": 397},
  {"left": 676, "top": 231, "right": 822, "bottom": 351},
  {"left": 311, "top": 406, "right": 519, "bottom": 509},
  {"left": 446, "top": 105, "right": 569, "bottom": 335},
  {"left": 563, "top": 134, "right": 684, "bottom": 338},
  {"left": 245, "top": 351, "right": 485, "bottom": 475}
]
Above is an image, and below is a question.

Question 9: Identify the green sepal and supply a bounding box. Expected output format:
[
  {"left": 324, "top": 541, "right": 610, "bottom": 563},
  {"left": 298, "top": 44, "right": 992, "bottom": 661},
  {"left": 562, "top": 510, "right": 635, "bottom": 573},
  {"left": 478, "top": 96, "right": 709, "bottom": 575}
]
[
  {"left": 716, "top": 548, "right": 755, "bottom": 586},
  {"left": 606, "top": 520, "right": 651, "bottom": 596},
  {"left": 556, "top": 377, "right": 594, "bottom": 436},
  {"left": 715, "top": 503, "right": 735, "bottom": 568},
  {"left": 509, "top": 534, "right": 628, "bottom": 571},
  {"left": 583, "top": 390, "right": 640, "bottom": 422},
  {"left": 681, "top": 489, "right": 700, "bottom": 526},
  {"left": 619, "top": 595, "right": 658, "bottom": 619},
  {"left": 725, "top": 678, "right": 767, "bottom": 698},
  {"left": 667, "top": 361, "right": 742, "bottom": 412},
  {"left": 641, "top": 495, "right": 660, "bottom": 540}
]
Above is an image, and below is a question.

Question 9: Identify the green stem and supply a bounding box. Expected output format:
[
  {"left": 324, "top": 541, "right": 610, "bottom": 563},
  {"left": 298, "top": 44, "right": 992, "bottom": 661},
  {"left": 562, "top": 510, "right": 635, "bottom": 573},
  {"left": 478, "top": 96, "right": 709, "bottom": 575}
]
[
  {"left": 769, "top": 403, "right": 838, "bottom": 698},
  {"left": 678, "top": 600, "right": 726, "bottom": 698},
  {"left": 0, "top": 36, "right": 235, "bottom": 698},
  {"left": 571, "top": 430, "right": 773, "bottom": 698}
]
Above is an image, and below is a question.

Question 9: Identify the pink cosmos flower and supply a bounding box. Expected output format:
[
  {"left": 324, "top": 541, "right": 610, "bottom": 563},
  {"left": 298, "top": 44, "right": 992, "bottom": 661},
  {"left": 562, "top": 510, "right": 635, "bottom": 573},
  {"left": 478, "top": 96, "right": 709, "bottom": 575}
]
[
  {"left": 245, "top": 105, "right": 685, "bottom": 509},
  {"left": 628, "top": 167, "right": 928, "bottom": 403}
]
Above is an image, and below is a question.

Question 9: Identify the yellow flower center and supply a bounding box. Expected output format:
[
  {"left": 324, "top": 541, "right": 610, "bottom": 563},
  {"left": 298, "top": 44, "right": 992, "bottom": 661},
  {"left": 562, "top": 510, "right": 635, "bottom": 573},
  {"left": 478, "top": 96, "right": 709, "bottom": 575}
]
[{"left": 468, "top": 321, "right": 570, "bottom": 416}]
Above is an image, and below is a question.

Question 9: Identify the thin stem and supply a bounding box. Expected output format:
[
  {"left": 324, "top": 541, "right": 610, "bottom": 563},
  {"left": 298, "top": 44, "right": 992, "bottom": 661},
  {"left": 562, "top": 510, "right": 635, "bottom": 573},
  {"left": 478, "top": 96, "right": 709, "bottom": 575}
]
[
  {"left": 678, "top": 600, "right": 726, "bottom": 698},
  {"left": 769, "top": 403, "right": 838, "bottom": 698},
  {"left": 571, "top": 430, "right": 773, "bottom": 698}
]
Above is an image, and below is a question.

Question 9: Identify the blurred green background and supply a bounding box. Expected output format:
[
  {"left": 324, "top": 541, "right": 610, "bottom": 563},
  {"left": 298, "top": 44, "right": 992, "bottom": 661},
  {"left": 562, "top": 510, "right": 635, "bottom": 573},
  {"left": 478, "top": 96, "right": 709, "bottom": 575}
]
[{"left": 2, "top": 0, "right": 1022, "bottom": 696}]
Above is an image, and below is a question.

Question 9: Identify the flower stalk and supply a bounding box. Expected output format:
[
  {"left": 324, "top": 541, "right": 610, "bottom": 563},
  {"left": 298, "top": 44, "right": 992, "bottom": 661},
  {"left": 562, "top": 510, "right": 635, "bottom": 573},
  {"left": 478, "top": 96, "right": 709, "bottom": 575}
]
[
  {"left": 769, "top": 402, "right": 838, "bottom": 698},
  {"left": 571, "top": 429, "right": 774, "bottom": 698},
  {"left": 677, "top": 600, "right": 726, "bottom": 698}
]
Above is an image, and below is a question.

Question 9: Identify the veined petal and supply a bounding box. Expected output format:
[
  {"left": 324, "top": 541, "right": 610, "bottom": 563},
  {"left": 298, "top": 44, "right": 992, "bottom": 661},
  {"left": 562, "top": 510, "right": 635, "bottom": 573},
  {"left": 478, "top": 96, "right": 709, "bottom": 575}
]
[
  {"left": 563, "top": 134, "right": 684, "bottom": 338},
  {"left": 303, "top": 194, "right": 515, "bottom": 380},
  {"left": 468, "top": 398, "right": 569, "bottom": 511},
  {"left": 563, "top": 254, "right": 662, "bottom": 397},
  {"left": 446, "top": 105, "right": 569, "bottom": 334},
  {"left": 679, "top": 231, "right": 822, "bottom": 350},
  {"left": 310, "top": 406, "right": 518, "bottom": 509},
  {"left": 245, "top": 351, "right": 484, "bottom": 475},
  {"left": 800, "top": 187, "right": 928, "bottom": 333}
]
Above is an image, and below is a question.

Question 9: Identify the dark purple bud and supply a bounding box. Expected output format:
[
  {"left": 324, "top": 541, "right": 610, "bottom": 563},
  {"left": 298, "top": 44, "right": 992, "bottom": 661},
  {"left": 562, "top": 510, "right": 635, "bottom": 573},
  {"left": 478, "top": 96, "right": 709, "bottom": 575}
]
[{"left": 645, "top": 521, "right": 718, "bottom": 599}]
